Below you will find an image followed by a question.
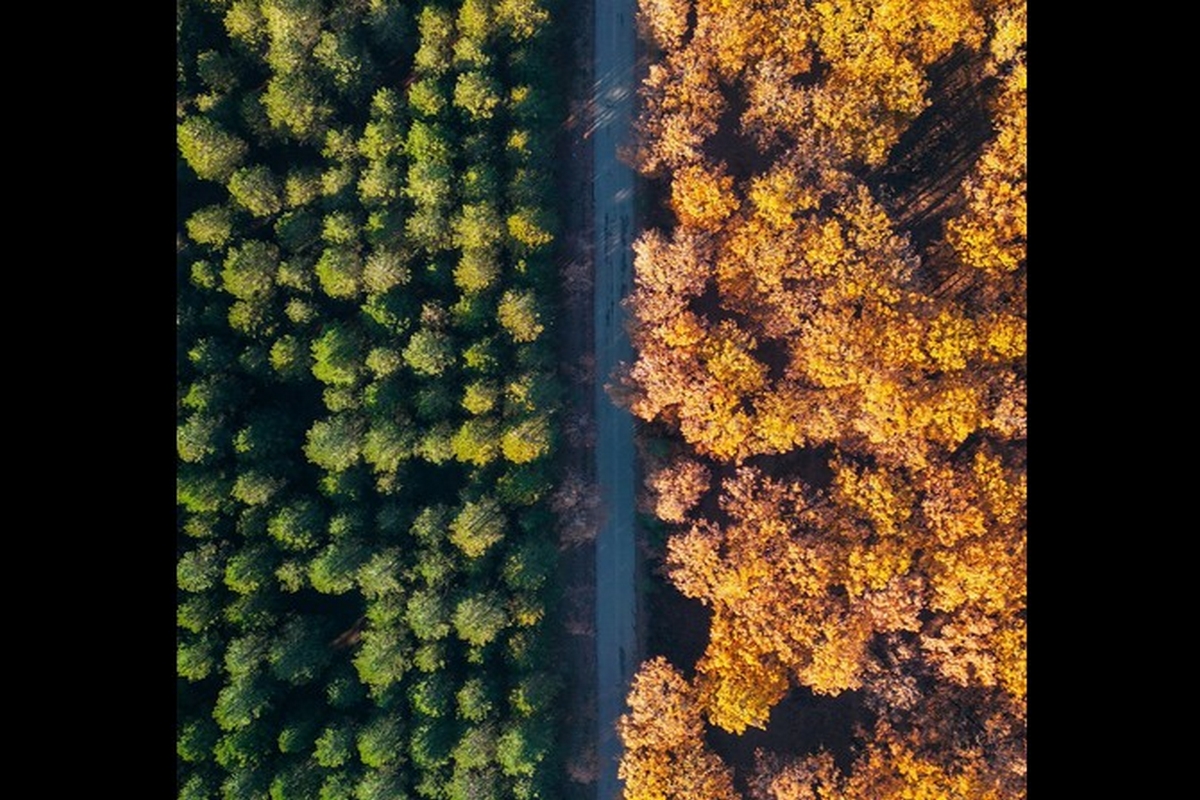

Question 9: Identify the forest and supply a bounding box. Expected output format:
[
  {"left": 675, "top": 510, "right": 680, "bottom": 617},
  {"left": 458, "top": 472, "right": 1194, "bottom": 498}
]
[
  {"left": 178, "top": 0, "right": 1027, "bottom": 797},
  {"left": 616, "top": 0, "right": 1026, "bottom": 798},
  {"left": 176, "top": 1, "right": 569, "bottom": 798}
]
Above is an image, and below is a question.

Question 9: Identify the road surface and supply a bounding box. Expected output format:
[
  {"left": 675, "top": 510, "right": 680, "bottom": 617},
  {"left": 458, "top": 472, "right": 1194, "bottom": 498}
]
[{"left": 591, "top": 0, "right": 637, "bottom": 797}]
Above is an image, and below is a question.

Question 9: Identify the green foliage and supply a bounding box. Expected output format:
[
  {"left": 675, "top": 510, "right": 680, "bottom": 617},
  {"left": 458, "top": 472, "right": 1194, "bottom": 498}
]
[
  {"left": 222, "top": 239, "right": 280, "bottom": 301},
  {"left": 506, "top": 206, "right": 554, "bottom": 252},
  {"left": 356, "top": 713, "right": 405, "bottom": 769},
  {"left": 409, "top": 77, "right": 447, "bottom": 118},
  {"left": 363, "top": 248, "right": 411, "bottom": 294},
  {"left": 501, "top": 415, "right": 553, "bottom": 464},
  {"left": 456, "top": 677, "right": 496, "bottom": 722},
  {"left": 403, "top": 328, "right": 456, "bottom": 377},
  {"left": 451, "top": 722, "right": 499, "bottom": 772},
  {"left": 453, "top": 593, "right": 508, "bottom": 647},
  {"left": 305, "top": 414, "right": 365, "bottom": 472},
  {"left": 453, "top": 203, "right": 504, "bottom": 251},
  {"left": 178, "top": 115, "right": 248, "bottom": 183},
  {"left": 314, "top": 723, "right": 356, "bottom": 768},
  {"left": 509, "top": 672, "right": 562, "bottom": 719},
  {"left": 357, "top": 547, "right": 404, "bottom": 599},
  {"left": 353, "top": 626, "right": 410, "bottom": 697},
  {"left": 362, "top": 418, "right": 414, "bottom": 475},
  {"left": 409, "top": 719, "right": 456, "bottom": 770},
  {"left": 229, "top": 165, "right": 284, "bottom": 218},
  {"left": 449, "top": 496, "right": 506, "bottom": 558},
  {"left": 178, "top": 0, "right": 570, "bottom": 793},
  {"left": 178, "top": 592, "right": 223, "bottom": 634},
  {"left": 178, "top": 542, "right": 227, "bottom": 593},
  {"left": 453, "top": 247, "right": 500, "bottom": 293},
  {"left": 496, "top": 719, "right": 552, "bottom": 778},
  {"left": 177, "top": 631, "right": 220, "bottom": 681},
  {"left": 187, "top": 204, "right": 235, "bottom": 248},
  {"left": 353, "top": 767, "right": 407, "bottom": 800},
  {"left": 224, "top": 543, "right": 277, "bottom": 594},
  {"left": 262, "top": 71, "right": 334, "bottom": 143},
  {"left": 497, "top": 289, "right": 544, "bottom": 343},
  {"left": 270, "top": 759, "right": 324, "bottom": 799},
  {"left": 496, "top": 0, "right": 552, "bottom": 42},
  {"left": 502, "top": 538, "right": 556, "bottom": 593},
  {"left": 410, "top": 672, "right": 455, "bottom": 719},
  {"left": 178, "top": 716, "right": 220, "bottom": 763},
  {"left": 285, "top": 167, "right": 324, "bottom": 208},
  {"left": 461, "top": 380, "right": 500, "bottom": 415},
  {"left": 451, "top": 417, "right": 501, "bottom": 467},
  {"left": 177, "top": 413, "right": 226, "bottom": 464},
  {"left": 414, "top": 6, "right": 456, "bottom": 76},
  {"left": 213, "top": 673, "right": 273, "bottom": 731},
  {"left": 308, "top": 538, "right": 368, "bottom": 595},
  {"left": 268, "top": 334, "right": 311, "bottom": 381},
  {"left": 311, "top": 324, "right": 364, "bottom": 387},
  {"left": 315, "top": 246, "right": 364, "bottom": 299}
]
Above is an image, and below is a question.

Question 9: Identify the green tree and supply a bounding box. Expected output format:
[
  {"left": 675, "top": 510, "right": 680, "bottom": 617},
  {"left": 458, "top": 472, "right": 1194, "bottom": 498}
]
[
  {"left": 451, "top": 722, "right": 499, "bottom": 771},
  {"left": 403, "top": 328, "right": 456, "bottom": 377},
  {"left": 186, "top": 204, "right": 235, "bottom": 248},
  {"left": 409, "top": 77, "right": 447, "bottom": 118},
  {"left": 501, "top": 415, "right": 553, "bottom": 463},
  {"left": 269, "top": 334, "right": 311, "bottom": 382},
  {"left": 304, "top": 414, "right": 365, "bottom": 472},
  {"left": 228, "top": 165, "right": 284, "bottom": 218},
  {"left": 178, "top": 115, "right": 248, "bottom": 182},
  {"left": 314, "top": 722, "right": 356, "bottom": 768},
  {"left": 454, "top": 248, "right": 501, "bottom": 293},
  {"left": 450, "top": 496, "right": 506, "bottom": 557},
  {"left": 356, "top": 713, "right": 406, "bottom": 769},
  {"left": 178, "top": 542, "right": 227, "bottom": 592},
  {"left": 456, "top": 677, "right": 496, "bottom": 722},
  {"left": 177, "top": 716, "right": 220, "bottom": 763},
  {"left": 357, "top": 547, "right": 404, "bottom": 599},
  {"left": 414, "top": 6, "right": 456, "bottom": 76},
  {"left": 453, "top": 203, "right": 504, "bottom": 250},
  {"left": 177, "top": 631, "right": 220, "bottom": 681},
  {"left": 221, "top": 239, "right": 280, "bottom": 301},
  {"left": 311, "top": 324, "right": 365, "bottom": 386},
  {"left": 451, "top": 417, "right": 502, "bottom": 466},
  {"left": 262, "top": 71, "right": 333, "bottom": 142},
  {"left": 309, "top": 538, "right": 368, "bottom": 595},
  {"left": 497, "top": 718, "right": 552, "bottom": 778},
  {"left": 224, "top": 543, "right": 277, "bottom": 594},
  {"left": 353, "top": 626, "right": 410, "bottom": 696},
  {"left": 213, "top": 673, "right": 273, "bottom": 730},
  {"left": 496, "top": 0, "right": 551, "bottom": 42},
  {"left": 178, "top": 592, "right": 223, "bottom": 634},
  {"left": 315, "top": 246, "right": 364, "bottom": 299},
  {"left": 410, "top": 672, "right": 455, "bottom": 718},
  {"left": 410, "top": 719, "right": 456, "bottom": 770},
  {"left": 453, "top": 592, "right": 508, "bottom": 647},
  {"left": 177, "top": 413, "right": 226, "bottom": 464},
  {"left": 506, "top": 207, "right": 554, "bottom": 252},
  {"left": 497, "top": 289, "right": 544, "bottom": 343}
]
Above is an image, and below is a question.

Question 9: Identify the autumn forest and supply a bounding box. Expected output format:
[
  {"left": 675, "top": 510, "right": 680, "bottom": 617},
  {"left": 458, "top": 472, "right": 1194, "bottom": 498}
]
[
  {"left": 618, "top": 0, "right": 1026, "bottom": 797},
  {"left": 177, "top": 0, "right": 1025, "bottom": 797}
]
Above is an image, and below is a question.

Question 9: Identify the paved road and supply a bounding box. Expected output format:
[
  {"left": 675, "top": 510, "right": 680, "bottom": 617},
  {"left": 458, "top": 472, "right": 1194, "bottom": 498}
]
[{"left": 591, "top": 0, "right": 637, "bottom": 797}]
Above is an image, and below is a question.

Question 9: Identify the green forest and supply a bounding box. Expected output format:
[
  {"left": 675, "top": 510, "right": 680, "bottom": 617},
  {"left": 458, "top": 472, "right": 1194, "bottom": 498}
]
[{"left": 175, "top": 1, "right": 569, "bottom": 797}]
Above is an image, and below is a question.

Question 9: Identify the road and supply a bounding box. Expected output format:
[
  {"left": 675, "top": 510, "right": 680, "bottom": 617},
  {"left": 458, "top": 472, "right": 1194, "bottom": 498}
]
[{"left": 591, "top": 0, "right": 637, "bottom": 797}]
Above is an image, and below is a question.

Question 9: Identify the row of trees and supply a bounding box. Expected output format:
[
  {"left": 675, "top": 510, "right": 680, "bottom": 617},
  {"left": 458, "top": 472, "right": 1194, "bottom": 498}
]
[
  {"left": 177, "top": 1, "right": 569, "bottom": 798},
  {"left": 619, "top": 0, "right": 1026, "bottom": 797}
]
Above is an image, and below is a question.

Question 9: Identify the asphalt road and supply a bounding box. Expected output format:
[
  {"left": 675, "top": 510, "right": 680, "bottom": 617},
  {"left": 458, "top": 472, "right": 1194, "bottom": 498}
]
[{"left": 591, "top": 0, "right": 637, "bottom": 797}]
